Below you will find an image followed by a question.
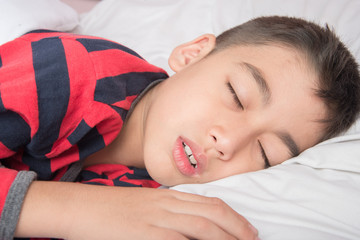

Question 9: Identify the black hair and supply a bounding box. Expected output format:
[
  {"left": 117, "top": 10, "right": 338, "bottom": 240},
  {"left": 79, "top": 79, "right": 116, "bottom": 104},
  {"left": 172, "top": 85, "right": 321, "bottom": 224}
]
[{"left": 212, "top": 16, "right": 360, "bottom": 141}]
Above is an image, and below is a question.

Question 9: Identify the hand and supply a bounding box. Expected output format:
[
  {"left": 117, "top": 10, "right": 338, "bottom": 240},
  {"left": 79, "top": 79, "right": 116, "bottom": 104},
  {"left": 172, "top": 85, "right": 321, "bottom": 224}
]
[{"left": 16, "top": 182, "right": 259, "bottom": 240}]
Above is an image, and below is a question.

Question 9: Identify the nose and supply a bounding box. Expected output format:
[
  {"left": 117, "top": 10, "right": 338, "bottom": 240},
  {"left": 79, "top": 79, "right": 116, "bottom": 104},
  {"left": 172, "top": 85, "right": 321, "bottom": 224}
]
[{"left": 209, "top": 125, "right": 251, "bottom": 161}]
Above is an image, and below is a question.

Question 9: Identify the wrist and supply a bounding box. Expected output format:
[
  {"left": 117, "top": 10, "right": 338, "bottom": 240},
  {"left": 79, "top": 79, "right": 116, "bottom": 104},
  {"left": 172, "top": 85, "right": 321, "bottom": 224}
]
[{"left": 14, "top": 181, "right": 80, "bottom": 239}]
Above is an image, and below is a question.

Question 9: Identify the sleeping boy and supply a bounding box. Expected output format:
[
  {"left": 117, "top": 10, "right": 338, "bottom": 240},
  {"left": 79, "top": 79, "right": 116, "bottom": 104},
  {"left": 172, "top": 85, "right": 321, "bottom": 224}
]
[{"left": 0, "top": 16, "right": 359, "bottom": 240}]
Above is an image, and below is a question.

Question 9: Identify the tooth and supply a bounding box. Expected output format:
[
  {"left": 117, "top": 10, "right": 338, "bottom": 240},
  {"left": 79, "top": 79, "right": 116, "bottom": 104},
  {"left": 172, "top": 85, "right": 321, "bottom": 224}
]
[
  {"left": 189, "top": 155, "right": 197, "bottom": 165},
  {"left": 184, "top": 144, "right": 193, "bottom": 156},
  {"left": 182, "top": 141, "right": 198, "bottom": 168}
]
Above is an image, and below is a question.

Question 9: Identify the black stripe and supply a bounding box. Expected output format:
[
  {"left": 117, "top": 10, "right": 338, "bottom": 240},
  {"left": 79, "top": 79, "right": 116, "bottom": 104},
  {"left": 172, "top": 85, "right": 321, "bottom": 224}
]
[
  {"left": 0, "top": 110, "right": 31, "bottom": 152},
  {"left": 112, "top": 180, "right": 141, "bottom": 187},
  {"left": 22, "top": 153, "right": 52, "bottom": 180},
  {"left": 22, "top": 37, "right": 70, "bottom": 178},
  {"left": 0, "top": 92, "right": 5, "bottom": 112},
  {"left": 110, "top": 106, "right": 128, "bottom": 120},
  {"left": 94, "top": 72, "right": 168, "bottom": 104},
  {"left": 0, "top": 92, "right": 31, "bottom": 151},
  {"left": 76, "top": 38, "right": 144, "bottom": 59},
  {"left": 77, "top": 127, "right": 105, "bottom": 160},
  {"left": 125, "top": 167, "right": 153, "bottom": 180},
  {"left": 0, "top": 55, "right": 2, "bottom": 68},
  {"left": 78, "top": 170, "right": 109, "bottom": 182},
  {"left": 25, "top": 37, "right": 70, "bottom": 157},
  {"left": 67, "top": 119, "right": 92, "bottom": 145}
]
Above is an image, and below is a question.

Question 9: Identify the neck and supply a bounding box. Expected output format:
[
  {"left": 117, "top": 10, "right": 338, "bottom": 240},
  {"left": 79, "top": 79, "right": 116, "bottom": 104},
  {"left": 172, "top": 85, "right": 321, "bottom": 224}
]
[
  {"left": 83, "top": 83, "right": 159, "bottom": 169},
  {"left": 109, "top": 104, "right": 146, "bottom": 168}
]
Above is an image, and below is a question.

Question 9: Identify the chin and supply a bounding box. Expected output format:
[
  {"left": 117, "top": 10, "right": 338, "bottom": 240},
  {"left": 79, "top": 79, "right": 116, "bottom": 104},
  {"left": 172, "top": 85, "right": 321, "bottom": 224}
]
[
  {"left": 146, "top": 169, "right": 176, "bottom": 187},
  {"left": 153, "top": 177, "right": 181, "bottom": 187}
]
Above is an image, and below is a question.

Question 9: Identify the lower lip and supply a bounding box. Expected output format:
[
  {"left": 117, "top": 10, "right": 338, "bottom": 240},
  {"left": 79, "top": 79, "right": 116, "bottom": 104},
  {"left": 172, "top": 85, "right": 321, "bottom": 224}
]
[{"left": 173, "top": 137, "right": 205, "bottom": 176}]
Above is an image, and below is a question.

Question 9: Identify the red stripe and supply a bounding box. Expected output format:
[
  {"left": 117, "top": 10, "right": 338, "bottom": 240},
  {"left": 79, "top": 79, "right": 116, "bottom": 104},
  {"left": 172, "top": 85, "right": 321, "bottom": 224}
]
[
  {"left": 20, "top": 31, "right": 110, "bottom": 44},
  {"left": 50, "top": 145, "right": 80, "bottom": 173},
  {"left": 0, "top": 168, "right": 18, "bottom": 214},
  {"left": 52, "top": 165, "right": 69, "bottom": 181},
  {"left": 0, "top": 141, "right": 15, "bottom": 158},
  {"left": 118, "top": 176, "right": 161, "bottom": 188},
  {"left": 82, "top": 179, "right": 115, "bottom": 186},
  {"left": 82, "top": 164, "right": 131, "bottom": 176},
  {"left": 46, "top": 37, "right": 95, "bottom": 159},
  {"left": 20, "top": 31, "right": 108, "bottom": 47},
  {"left": 2, "top": 150, "right": 30, "bottom": 172},
  {"left": 20, "top": 31, "right": 66, "bottom": 41},
  {"left": 81, "top": 164, "right": 161, "bottom": 188},
  {"left": 46, "top": 37, "right": 106, "bottom": 172},
  {"left": 62, "top": 37, "right": 124, "bottom": 146},
  {"left": 89, "top": 49, "right": 167, "bottom": 80},
  {"left": 81, "top": 178, "right": 160, "bottom": 188},
  {"left": 20, "top": 31, "right": 80, "bottom": 42},
  {"left": 111, "top": 95, "right": 137, "bottom": 110}
]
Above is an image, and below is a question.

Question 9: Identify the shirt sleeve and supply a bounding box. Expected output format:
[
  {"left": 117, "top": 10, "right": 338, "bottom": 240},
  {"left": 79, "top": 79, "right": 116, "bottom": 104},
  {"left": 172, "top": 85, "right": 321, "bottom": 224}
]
[
  {"left": 0, "top": 95, "right": 35, "bottom": 231},
  {"left": 0, "top": 30, "right": 74, "bottom": 238},
  {"left": 0, "top": 32, "right": 40, "bottom": 239},
  {"left": 0, "top": 169, "right": 36, "bottom": 240}
]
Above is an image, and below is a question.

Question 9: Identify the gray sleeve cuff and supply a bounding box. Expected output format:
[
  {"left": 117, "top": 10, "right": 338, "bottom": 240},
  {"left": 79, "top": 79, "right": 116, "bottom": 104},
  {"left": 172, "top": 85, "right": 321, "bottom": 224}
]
[{"left": 0, "top": 171, "right": 37, "bottom": 240}]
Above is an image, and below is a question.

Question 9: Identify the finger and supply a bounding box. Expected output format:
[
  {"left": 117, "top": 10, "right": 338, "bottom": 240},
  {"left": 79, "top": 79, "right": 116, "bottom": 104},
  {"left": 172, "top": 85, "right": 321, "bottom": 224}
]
[
  {"left": 156, "top": 212, "right": 237, "bottom": 240},
  {"left": 198, "top": 198, "right": 258, "bottom": 239},
  {"left": 166, "top": 194, "right": 259, "bottom": 239},
  {"left": 146, "top": 225, "right": 189, "bottom": 240},
  {"left": 167, "top": 189, "right": 225, "bottom": 204}
]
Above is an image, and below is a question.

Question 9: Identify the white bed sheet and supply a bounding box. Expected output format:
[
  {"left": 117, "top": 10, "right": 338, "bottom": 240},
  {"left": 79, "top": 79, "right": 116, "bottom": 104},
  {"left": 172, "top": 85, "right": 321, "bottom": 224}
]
[{"left": 1, "top": 0, "right": 360, "bottom": 239}]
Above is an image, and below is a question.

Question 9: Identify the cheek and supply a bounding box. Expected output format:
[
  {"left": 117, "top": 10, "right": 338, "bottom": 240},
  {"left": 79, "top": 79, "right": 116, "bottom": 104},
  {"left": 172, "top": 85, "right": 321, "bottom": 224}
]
[{"left": 200, "top": 161, "right": 260, "bottom": 184}]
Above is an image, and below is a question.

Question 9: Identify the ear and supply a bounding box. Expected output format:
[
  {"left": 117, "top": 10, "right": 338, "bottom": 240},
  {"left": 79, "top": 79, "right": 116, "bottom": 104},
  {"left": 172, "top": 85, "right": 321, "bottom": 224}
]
[{"left": 168, "top": 34, "right": 216, "bottom": 72}]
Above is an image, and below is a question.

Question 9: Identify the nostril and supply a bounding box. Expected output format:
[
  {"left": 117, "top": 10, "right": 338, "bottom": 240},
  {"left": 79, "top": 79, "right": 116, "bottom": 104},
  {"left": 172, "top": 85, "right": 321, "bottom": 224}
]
[
  {"left": 219, "top": 151, "right": 224, "bottom": 156},
  {"left": 212, "top": 136, "right": 217, "bottom": 142}
]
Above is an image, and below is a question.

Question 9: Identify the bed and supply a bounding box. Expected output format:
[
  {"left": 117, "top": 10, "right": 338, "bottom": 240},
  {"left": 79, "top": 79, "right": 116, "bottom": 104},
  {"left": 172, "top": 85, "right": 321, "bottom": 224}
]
[{"left": 1, "top": 0, "right": 360, "bottom": 239}]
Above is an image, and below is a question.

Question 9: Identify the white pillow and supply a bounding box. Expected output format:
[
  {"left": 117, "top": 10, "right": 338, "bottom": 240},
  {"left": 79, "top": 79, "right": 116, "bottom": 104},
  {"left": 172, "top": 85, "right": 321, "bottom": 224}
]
[
  {"left": 75, "top": 0, "right": 360, "bottom": 75},
  {"left": 75, "top": 0, "right": 360, "bottom": 238},
  {"left": 172, "top": 158, "right": 360, "bottom": 239},
  {"left": 74, "top": 0, "right": 215, "bottom": 74},
  {"left": 0, "top": 0, "right": 79, "bottom": 45}
]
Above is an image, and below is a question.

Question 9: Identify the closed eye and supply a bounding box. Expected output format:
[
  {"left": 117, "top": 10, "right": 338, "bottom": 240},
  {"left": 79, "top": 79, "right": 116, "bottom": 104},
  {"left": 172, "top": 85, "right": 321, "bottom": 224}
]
[
  {"left": 258, "top": 140, "right": 271, "bottom": 168},
  {"left": 226, "top": 82, "right": 244, "bottom": 110}
]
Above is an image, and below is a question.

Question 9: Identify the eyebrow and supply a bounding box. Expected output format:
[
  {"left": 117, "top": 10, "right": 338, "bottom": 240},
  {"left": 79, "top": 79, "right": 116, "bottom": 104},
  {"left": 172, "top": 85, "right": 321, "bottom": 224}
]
[
  {"left": 277, "top": 131, "right": 300, "bottom": 158},
  {"left": 240, "top": 62, "right": 271, "bottom": 105},
  {"left": 239, "top": 62, "right": 300, "bottom": 159}
]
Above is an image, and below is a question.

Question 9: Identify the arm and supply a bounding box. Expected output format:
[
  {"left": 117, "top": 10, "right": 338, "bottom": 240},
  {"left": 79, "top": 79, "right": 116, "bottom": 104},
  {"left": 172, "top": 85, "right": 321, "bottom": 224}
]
[
  {"left": 0, "top": 169, "right": 36, "bottom": 239},
  {"left": 15, "top": 181, "right": 259, "bottom": 240}
]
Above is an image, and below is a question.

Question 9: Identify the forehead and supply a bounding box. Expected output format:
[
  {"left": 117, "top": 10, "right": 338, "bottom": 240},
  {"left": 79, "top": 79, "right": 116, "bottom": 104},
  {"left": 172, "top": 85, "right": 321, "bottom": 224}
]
[{"left": 220, "top": 44, "right": 318, "bottom": 94}]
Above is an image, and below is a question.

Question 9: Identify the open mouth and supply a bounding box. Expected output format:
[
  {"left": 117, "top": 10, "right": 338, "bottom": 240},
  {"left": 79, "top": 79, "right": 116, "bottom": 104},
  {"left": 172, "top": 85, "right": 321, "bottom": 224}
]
[
  {"left": 173, "top": 136, "right": 206, "bottom": 176},
  {"left": 182, "top": 141, "right": 198, "bottom": 168}
]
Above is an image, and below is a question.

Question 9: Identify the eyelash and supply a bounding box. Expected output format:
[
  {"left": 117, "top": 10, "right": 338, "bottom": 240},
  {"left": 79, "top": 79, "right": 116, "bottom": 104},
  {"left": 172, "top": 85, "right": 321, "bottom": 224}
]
[
  {"left": 258, "top": 140, "right": 271, "bottom": 168},
  {"left": 226, "top": 82, "right": 270, "bottom": 168},
  {"left": 226, "top": 82, "right": 244, "bottom": 110}
]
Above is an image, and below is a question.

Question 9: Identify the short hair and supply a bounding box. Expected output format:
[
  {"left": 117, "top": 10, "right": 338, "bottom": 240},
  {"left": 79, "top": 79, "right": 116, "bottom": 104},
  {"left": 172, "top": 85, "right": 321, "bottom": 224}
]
[{"left": 211, "top": 16, "right": 360, "bottom": 142}]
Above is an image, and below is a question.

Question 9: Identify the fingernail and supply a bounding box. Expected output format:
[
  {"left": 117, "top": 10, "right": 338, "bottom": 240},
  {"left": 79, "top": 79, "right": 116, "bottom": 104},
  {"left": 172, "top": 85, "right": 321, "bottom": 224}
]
[{"left": 248, "top": 224, "right": 258, "bottom": 235}]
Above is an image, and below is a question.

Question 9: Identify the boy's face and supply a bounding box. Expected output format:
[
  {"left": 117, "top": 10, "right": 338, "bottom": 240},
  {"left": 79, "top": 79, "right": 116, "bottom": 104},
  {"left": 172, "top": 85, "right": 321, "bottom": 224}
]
[{"left": 142, "top": 40, "right": 326, "bottom": 186}]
